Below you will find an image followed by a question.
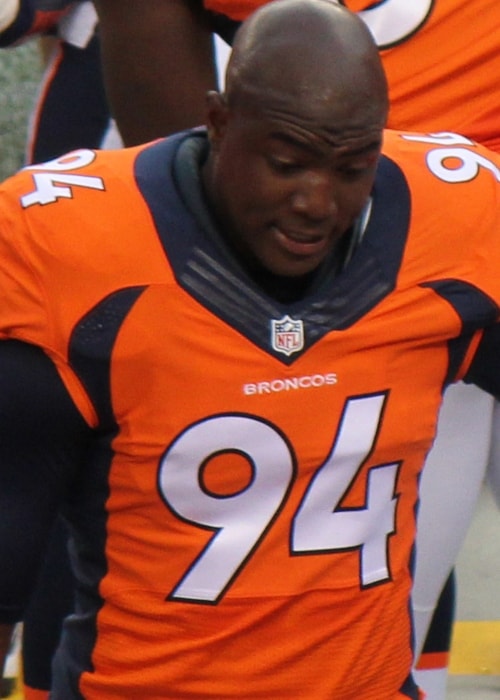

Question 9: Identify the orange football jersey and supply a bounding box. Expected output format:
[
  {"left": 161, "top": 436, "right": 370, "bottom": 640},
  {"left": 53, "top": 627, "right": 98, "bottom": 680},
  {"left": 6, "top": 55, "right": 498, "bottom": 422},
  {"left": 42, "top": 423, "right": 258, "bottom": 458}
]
[{"left": 0, "top": 130, "right": 499, "bottom": 699}]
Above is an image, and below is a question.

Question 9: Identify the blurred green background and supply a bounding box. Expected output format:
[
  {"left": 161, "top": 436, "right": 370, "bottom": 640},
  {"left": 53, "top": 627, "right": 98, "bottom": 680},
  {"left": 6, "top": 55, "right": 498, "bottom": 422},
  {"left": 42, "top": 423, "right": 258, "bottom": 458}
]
[{"left": 0, "top": 42, "right": 43, "bottom": 181}]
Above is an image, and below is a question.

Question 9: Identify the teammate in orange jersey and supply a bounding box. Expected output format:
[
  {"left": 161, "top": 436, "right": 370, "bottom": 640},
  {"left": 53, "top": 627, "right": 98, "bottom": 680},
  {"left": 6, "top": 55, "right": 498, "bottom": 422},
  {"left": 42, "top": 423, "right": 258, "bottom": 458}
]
[{"left": 0, "top": 2, "right": 500, "bottom": 697}]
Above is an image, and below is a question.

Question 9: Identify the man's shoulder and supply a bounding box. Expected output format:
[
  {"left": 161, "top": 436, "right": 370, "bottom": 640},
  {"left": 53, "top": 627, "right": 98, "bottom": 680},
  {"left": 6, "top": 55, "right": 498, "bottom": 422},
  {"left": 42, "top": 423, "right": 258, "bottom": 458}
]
[
  {"left": 380, "top": 129, "right": 500, "bottom": 200},
  {"left": 1, "top": 143, "right": 159, "bottom": 227},
  {"left": 378, "top": 129, "right": 500, "bottom": 307},
  {"left": 0, "top": 140, "right": 182, "bottom": 358},
  {"left": 0, "top": 132, "right": 199, "bottom": 267},
  {"left": 0, "top": 142, "right": 176, "bottom": 285}
]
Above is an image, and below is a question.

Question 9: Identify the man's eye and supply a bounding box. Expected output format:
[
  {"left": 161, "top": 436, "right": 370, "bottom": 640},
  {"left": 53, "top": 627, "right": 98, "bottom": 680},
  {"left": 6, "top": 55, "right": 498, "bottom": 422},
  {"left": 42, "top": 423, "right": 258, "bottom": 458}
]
[
  {"left": 268, "top": 156, "right": 302, "bottom": 173},
  {"left": 338, "top": 164, "right": 370, "bottom": 179},
  {"left": 338, "top": 155, "right": 378, "bottom": 179}
]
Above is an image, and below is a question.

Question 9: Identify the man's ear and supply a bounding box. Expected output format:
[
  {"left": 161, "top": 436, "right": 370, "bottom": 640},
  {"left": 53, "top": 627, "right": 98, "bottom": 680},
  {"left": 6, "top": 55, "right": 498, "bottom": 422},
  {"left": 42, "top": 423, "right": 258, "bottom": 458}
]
[{"left": 205, "top": 91, "right": 229, "bottom": 150}]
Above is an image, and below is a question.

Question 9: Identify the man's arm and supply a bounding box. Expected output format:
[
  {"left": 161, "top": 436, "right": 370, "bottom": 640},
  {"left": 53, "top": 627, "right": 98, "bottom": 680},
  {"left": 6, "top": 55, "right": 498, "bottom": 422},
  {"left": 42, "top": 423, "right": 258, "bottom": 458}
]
[{"left": 93, "top": 0, "right": 219, "bottom": 145}]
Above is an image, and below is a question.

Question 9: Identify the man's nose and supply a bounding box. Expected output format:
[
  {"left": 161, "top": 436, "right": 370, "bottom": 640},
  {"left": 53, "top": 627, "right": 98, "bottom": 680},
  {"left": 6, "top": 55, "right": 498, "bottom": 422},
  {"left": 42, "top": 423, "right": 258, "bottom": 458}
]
[{"left": 290, "top": 172, "right": 337, "bottom": 221}]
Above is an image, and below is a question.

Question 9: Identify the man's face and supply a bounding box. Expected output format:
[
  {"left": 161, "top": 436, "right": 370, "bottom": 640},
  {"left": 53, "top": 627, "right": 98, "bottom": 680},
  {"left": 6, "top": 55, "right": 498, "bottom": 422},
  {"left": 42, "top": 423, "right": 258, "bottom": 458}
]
[{"left": 206, "top": 98, "right": 383, "bottom": 278}]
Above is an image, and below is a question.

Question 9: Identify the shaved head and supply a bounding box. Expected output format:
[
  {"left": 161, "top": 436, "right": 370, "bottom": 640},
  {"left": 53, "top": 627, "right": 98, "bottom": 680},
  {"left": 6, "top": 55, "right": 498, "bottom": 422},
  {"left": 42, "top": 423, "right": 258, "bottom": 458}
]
[{"left": 224, "top": 0, "right": 389, "bottom": 133}]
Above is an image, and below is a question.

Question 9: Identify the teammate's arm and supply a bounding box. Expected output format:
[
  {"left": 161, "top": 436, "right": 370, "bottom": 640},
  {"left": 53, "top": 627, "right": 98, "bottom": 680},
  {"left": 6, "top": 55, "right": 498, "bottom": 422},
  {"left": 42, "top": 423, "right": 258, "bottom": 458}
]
[{"left": 93, "top": 0, "right": 218, "bottom": 145}]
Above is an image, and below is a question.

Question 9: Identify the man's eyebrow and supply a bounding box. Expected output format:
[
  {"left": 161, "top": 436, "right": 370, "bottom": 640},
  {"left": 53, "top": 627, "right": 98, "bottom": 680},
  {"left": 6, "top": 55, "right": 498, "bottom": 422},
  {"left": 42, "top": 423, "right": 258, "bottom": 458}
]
[
  {"left": 267, "top": 131, "right": 382, "bottom": 156},
  {"left": 339, "top": 141, "right": 383, "bottom": 157},
  {"left": 267, "top": 131, "right": 324, "bottom": 155}
]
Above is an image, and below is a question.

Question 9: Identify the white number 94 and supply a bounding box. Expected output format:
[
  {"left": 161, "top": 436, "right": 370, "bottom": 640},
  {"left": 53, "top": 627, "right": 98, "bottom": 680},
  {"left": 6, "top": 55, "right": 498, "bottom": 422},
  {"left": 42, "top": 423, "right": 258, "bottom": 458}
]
[{"left": 158, "top": 393, "right": 400, "bottom": 604}]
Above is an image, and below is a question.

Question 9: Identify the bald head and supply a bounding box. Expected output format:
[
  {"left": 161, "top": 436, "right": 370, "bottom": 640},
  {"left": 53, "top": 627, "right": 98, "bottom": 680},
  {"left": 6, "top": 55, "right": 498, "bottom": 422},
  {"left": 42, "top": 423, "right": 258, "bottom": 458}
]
[{"left": 224, "top": 0, "right": 388, "bottom": 131}]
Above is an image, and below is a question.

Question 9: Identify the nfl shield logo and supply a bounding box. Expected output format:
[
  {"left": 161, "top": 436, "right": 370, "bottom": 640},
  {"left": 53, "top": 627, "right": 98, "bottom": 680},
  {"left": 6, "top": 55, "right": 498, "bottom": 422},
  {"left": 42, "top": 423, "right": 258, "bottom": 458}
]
[{"left": 271, "top": 315, "right": 304, "bottom": 356}]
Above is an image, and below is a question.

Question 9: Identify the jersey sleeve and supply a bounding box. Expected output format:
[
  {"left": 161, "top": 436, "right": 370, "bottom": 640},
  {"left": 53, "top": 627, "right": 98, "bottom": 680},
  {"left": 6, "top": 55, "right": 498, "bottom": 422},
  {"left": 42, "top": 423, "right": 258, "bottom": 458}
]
[{"left": 0, "top": 339, "right": 91, "bottom": 623}]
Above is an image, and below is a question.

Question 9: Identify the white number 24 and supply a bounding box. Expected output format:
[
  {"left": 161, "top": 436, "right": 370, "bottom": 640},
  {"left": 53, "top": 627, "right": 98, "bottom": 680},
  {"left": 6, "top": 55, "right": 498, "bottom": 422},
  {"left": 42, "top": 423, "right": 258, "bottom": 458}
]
[{"left": 158, "top": 392, "right": 401, "bottom": 604}]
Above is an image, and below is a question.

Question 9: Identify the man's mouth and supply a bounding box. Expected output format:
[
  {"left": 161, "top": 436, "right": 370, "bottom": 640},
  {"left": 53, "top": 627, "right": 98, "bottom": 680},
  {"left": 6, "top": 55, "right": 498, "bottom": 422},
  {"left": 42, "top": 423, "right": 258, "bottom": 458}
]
[{"left": 271, "top": 225, "right": 330, "bottom": 257}]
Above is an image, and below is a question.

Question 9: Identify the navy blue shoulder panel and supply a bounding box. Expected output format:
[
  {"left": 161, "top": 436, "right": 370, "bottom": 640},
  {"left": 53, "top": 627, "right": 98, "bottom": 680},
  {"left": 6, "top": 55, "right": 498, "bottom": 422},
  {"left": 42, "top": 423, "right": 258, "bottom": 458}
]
[
  {"left": 133, "top": 134, "right": 412, "bottom": 364},
  {"left": 68, "top": 286, "right": 147, "bottom": 429},
  {"left": 421, "top": 279, "right": 499, "bottom": 333},
  {"left": 421, "top": 279, "right": 499, "bottom": 387}
]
